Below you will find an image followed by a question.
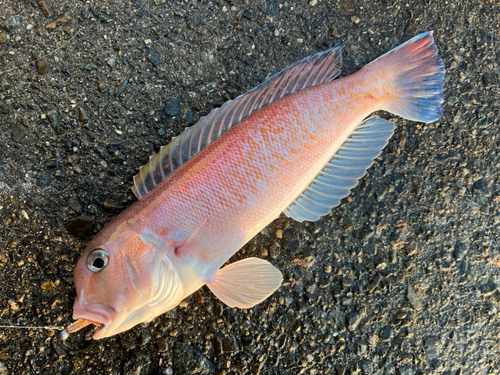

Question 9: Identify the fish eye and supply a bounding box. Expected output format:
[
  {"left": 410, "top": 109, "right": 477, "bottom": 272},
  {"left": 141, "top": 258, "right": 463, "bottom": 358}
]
[{"left": 87, "top": 249, "right": 109, "bottom": 272}]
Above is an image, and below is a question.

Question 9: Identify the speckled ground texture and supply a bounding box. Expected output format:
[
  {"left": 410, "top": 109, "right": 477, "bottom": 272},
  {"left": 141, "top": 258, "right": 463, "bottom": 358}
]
[{"left": 0, "top": 0, "right": 499, "bottom": 374}]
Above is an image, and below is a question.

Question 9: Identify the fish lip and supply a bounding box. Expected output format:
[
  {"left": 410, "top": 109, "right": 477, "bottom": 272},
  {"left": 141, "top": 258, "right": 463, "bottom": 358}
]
[{"left": 73, "top": 304, "right": 114, "bottom": 339}]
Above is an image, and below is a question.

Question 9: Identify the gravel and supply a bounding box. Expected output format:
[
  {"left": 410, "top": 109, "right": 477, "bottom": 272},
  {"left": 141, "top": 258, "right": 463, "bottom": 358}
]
[{"left": 1, "top": 0, "right": 500, "bottom": 374}]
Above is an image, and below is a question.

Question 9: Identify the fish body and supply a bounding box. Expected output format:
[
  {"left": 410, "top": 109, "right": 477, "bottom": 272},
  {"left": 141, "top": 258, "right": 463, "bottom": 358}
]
[{"left": 69, "top": 32, "right": 444, "bottom": 339}]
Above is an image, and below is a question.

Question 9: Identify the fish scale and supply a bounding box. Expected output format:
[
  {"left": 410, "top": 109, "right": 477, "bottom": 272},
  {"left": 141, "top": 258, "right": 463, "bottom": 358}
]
[{"left": 65, "top": 31, "right": 445, "bottom": 339}]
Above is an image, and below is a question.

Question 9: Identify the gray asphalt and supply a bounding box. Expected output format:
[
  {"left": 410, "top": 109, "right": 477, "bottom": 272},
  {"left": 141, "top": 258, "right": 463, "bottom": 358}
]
[{"left": 0, "top": 0, "right": 499, "bottom": 374}]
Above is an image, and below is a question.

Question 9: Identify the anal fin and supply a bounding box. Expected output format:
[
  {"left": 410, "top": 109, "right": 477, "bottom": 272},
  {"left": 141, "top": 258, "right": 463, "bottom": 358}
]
[
  {"left": 206, "top": 258, "right": 283, "bottom": 309},
  {"left": 284, "top": 115, "right": 395, "bottom": 222}
]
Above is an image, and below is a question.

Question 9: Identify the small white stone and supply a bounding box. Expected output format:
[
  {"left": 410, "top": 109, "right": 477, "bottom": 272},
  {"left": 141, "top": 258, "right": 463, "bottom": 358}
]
[{"left": 21, "top": 210, "right": 29, "bottom": 220}]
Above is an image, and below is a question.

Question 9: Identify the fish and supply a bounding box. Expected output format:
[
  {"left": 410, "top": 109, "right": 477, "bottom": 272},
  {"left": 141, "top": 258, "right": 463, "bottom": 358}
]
[{"left": 63, "top": 31, "right": 444, "bottom": 340}]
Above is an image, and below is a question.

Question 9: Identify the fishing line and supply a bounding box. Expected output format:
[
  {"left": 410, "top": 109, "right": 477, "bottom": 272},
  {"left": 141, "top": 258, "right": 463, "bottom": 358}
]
[
  {"left": 0, "top": 324, "right": 64, "bottom": 330},
  {"left": 0, "top": 322, "right": 91, "bottom": 341}
]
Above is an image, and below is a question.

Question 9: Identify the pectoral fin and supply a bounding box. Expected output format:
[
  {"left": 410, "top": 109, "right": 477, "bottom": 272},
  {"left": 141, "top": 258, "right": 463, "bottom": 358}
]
[{"left": 206, "top": 258, "right": 283, "bottom": 309}]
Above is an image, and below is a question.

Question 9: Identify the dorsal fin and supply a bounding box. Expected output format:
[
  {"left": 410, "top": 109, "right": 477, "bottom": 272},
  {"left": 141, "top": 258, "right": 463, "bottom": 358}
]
[
  {"left": 284, "top": 116, "right": 395, "bottom": 222},
  {"left": 132, "top": 46, "right": 343, "bottom": 198}
]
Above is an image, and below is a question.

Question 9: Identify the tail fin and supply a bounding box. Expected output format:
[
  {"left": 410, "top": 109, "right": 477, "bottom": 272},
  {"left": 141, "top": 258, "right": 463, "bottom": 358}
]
[{"left": 371, "top": 31, "right": 445, "bottom": 123}]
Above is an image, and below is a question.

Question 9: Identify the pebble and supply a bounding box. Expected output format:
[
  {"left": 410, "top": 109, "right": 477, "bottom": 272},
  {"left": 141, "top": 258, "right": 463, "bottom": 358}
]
[
  {"left": 341, "top": 216, "right": 352, "bottom": 229},
  {"left": 38, "top": 1, "right": 51, "bottom": 17},
  {"left": 379, "top": 325, "right": 392, "bottom": 341},
  {"left": 215, "top": 337, "right": 238, "bottom": 354},
  {"left": 447, "top": 96, "right": 459, "bottom": 105},
  {"left": 108, "top": 58, "right": 117, "bottom": 69},
  {"left": 85, "top": 61, "right": 98, "bottom": 71},
  {"left": 406, "top": 284, "right": 422, "bottom": 310},
  {"left": 6, "top": 14, "right": 23, "bottom": 31},
  {"left": 45, "top": 14, "right": 70, "bottom": 30},
  {"left": 78, "top": 107, "right": 88, "bottom": 122},
  {"left": 20, "top": 210, "right": 28, "bottom": 220},
  {"left": 36, "top": 59, "right": 48, "bottom": 74},
  {"left": 66, "top": 214, "right": 95, "bottom": 238},
  {"left": 218, "top": 39, "right": 234, "bottom": 50},
  {"left": 157, "top": 340, "right": 168, "bottom": 353},
  {"left": 184, "top": 108, "right": 195, "bottom": 124},
  {"left": 40, "top": 280, "right": 55, "bottom": 292},
  {"left": 148, "top": 48, "right": 160, "bottom": 67},
  {"left": 345, "top": 311, "right": 362, "bottom": 331},
  {"left": 0, "top": 32, "right": 7, "bottom": 44},
  {"left": 243, "top": 10, "right": 258, "bottom": 21},
  {"left": 355, "top": 341, "right": 367, "bottom": 355},
  {"left": 452, "top": 241, "right": 466, "bottom": 261},
  {"left": 351, "top": 16, "right": 361, "bottom": 24},
  {"left": 423, "top": 336, "right": 441, "bottom": 358},
  {"left": 359, "top": 359, "right": 373, "bottom": 373},
  {"left": 7, "top": 300, "right": 18, "bottom": 311},
  {"left": 482, "top": 72, "right": 498, "bottom": 87},
  {"left": 42, "top": 108, "right": 59, "bottom": 127},
  {"left": 67, "top": 197, "right": 81, "bottom": 213},
  {"left": 480, "top": 279, "right": 498, "bottom": 296},
  {"left": 165, "top": 98, "right": 181, "bottom": 117},
  {"left": 0, "top": 102, "right": 11, "bottom": 114},
  {"left": 339, "top": 0, "right": 354, "bottom": 15},
  {"left": 460, "top": 83, "right": 473, "bottom": 94},
  {"left": 367, "top": 334, "right": 378, "bottom": 347}
]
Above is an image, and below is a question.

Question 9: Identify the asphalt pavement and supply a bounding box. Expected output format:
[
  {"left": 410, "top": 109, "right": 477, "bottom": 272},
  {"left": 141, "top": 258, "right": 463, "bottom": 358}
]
[{"left": 0, "top": 0, "right": 499, "bottom": 374}]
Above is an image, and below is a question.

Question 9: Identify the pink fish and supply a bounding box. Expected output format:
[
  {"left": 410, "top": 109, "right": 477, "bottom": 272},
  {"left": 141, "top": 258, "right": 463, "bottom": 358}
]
[{"left": 63, "top": 32, "right": 444, "bottom": 339}]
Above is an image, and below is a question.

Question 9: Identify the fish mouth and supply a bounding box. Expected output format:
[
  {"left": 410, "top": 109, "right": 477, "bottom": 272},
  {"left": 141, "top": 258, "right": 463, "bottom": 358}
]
[{"left": 72, "top": 304, "right": 114, "bottom": 339}]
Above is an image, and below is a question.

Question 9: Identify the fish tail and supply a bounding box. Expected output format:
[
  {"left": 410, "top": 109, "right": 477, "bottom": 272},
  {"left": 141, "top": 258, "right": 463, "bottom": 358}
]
[{"left": 371, "top": 31, "right": 445, "bottom": 123}]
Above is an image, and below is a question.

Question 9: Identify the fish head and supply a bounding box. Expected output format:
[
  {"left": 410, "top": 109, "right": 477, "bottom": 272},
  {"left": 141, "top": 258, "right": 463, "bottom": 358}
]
[{"left": 72, "top": 219, "right": 185, "bottom": 339}]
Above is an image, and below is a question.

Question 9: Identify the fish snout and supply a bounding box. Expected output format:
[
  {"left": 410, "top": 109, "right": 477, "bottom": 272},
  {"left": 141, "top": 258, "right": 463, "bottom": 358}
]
[{"left": 72, "top": 301, "right": 115, "bottom": 338}]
